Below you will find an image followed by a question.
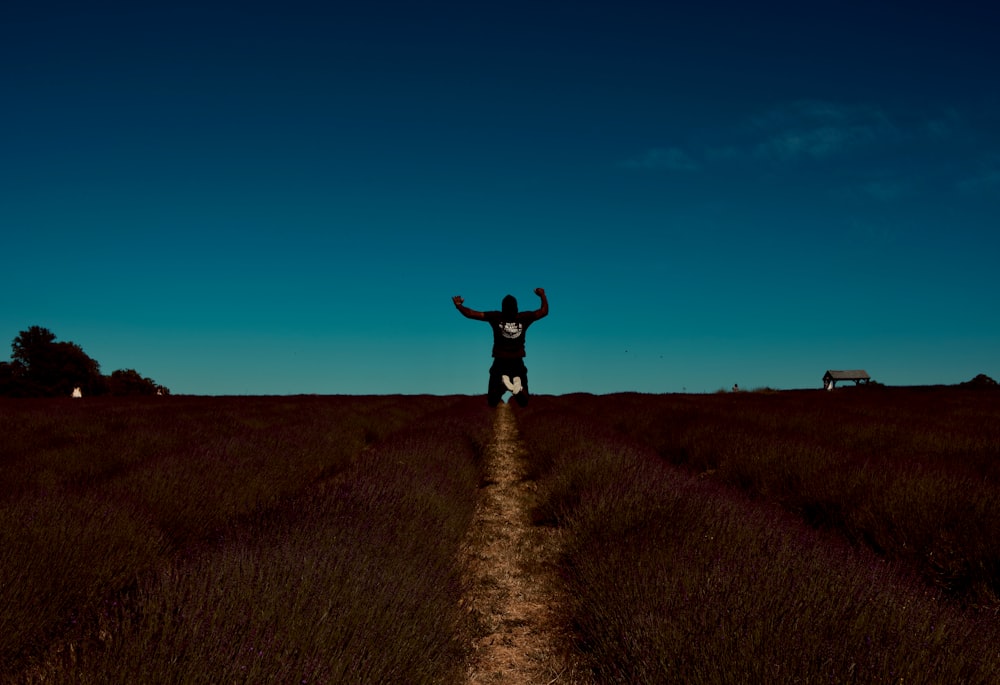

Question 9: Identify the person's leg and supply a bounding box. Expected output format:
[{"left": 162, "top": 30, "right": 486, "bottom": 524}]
[
  {"left": 487, "top": 363, "right": 506, "bottom": 407},
  {"left": 511, "top": 362, "right": 530, "bottom": 407}
]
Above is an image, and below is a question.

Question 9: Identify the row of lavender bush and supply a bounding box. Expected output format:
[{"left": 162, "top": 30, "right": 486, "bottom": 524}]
[
  {"left": 517, "top": 392, "right": 1000, "bottom": 683},
  {"left": 1, "top": 395, "right": 491, "bottom": 683},
  {"left": 545, "top": 388, "right": 1000, "bottom": 608}
]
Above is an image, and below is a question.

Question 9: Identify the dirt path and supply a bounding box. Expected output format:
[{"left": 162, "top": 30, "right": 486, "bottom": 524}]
[{"left": 460, "top": 402, "right": 582, "bottom": 684}]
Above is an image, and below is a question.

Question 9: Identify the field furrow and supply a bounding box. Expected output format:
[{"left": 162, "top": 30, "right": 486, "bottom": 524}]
[{"left": 460, "top": 403, "right": 580, "bottom": 684}]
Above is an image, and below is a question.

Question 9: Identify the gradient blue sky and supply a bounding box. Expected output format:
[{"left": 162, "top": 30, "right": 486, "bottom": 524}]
[{"left": 3, "top": 1, "right": 998, "bottom": 395}]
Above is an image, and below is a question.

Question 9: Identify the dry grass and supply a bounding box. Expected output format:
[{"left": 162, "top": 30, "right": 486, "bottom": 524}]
[{"left": 460, "top": 403, "right": 583, "bottom": 684}]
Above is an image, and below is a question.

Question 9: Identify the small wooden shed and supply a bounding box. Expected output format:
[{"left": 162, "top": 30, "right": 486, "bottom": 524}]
[{"left": 823, "top": 370, "right": 870, "bottom": 390}]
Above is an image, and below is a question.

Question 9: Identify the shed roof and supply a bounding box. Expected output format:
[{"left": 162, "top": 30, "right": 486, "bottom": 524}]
[{"left": 824, "top": 370, "right": 870, "bottom": 380}]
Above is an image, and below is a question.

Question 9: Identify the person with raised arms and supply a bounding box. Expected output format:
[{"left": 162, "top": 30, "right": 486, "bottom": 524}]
[{"left": 452, "top": 288, "right": 548, "bottom": 407}]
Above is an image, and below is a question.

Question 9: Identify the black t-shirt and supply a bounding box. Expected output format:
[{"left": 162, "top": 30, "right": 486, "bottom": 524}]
[{"left": 484, "top": 310, "right": 540, "bottom": 358}]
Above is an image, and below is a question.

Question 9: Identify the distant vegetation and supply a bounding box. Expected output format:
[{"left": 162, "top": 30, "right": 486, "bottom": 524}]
[
  {"left": 2, "top": 387, "right": 998, "bottom": 682},
  {"left": 962, "top": 373, "right": 998, "bottom": 388},
  {"left": 0, "top": 326, "right": 167, "bottom": 397}
]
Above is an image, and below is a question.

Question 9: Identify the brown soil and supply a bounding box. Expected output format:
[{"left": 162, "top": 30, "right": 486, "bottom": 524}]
[{"left": 460, "top": 402, "right": 584, "bottom": 684}]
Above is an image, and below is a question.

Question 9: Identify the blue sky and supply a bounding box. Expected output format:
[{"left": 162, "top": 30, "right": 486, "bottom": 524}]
[{"left": 3, "top": 1, "right": 998, "bottom": 395}]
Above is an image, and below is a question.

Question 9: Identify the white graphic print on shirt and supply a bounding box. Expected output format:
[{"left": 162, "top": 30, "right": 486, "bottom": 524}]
[{"left": 500, "top": 321, "right": 523, "bottom": 339}]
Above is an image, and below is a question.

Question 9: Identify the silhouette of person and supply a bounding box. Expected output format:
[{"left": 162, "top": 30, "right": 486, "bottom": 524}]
[{"left": 453, "top": 288, "right": 549, "bottom": 407}]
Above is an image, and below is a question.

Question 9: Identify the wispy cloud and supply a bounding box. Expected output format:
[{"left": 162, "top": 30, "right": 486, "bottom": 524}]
[
  {"left": 622, "top": 101, "right": 899, "bottom": 173},
  {"left": 858, "top": 179, "right": 910, "bottom": 201},
  {"left": 956, "top": 167, "right": 1000, "bottom": 194},
  {"left": 922, "top": 108, "right": 964, "bottom": 140},
  {"left": 620, "top": 146, "right": 699, "bottom": 171},
  {"left": 620, "top": 101, "right": 989, "bottom": 204},
  {"left": 751, "top": 101, "right": 897, "bottom": 161}
]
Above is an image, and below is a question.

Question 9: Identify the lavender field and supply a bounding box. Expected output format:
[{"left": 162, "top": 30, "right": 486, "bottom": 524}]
[
  {"left": 1, "top": 387, "right": 998, "bottom": 683},
  {"left": 517, "top": 387, "right": 1000, "bottom": 682}
]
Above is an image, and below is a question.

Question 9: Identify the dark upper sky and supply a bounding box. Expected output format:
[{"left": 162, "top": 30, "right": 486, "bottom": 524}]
[{"left": 3, "top": 1, "right": 998, "bottom": 394}]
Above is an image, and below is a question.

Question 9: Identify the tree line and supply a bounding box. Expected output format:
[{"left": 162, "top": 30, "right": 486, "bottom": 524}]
[{"left": 0, "top": 326, "right": 169, "bottom": 397}]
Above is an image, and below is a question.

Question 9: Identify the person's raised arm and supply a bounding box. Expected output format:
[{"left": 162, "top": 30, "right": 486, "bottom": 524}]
[
  {"left": 452, "top": 295, "right": 486, "bottom": 320},
  {"left": 533, "top": 287, "right": 549, "bottom": 319}
]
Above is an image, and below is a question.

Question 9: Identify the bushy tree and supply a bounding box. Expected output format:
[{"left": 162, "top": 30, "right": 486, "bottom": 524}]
[
  {"left": 0, "top": 361, "right": 21, "bottom": 396},
  {"left": 7, "top": 326, "right": 103, "bottom": 397},
  {"left": 3, "top": 326, "right": 169, "bottom": 398},
  {"left": 10, "top": 325, "right": 56, "bottom": 369},
  {"left": 107, "top": 368, "right": 167, "bottom": 396}
]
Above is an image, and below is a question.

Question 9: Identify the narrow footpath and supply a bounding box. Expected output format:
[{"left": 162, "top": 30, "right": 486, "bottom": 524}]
[{"left": 460, "top": 402, "right": 581, "bottom": 684}]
